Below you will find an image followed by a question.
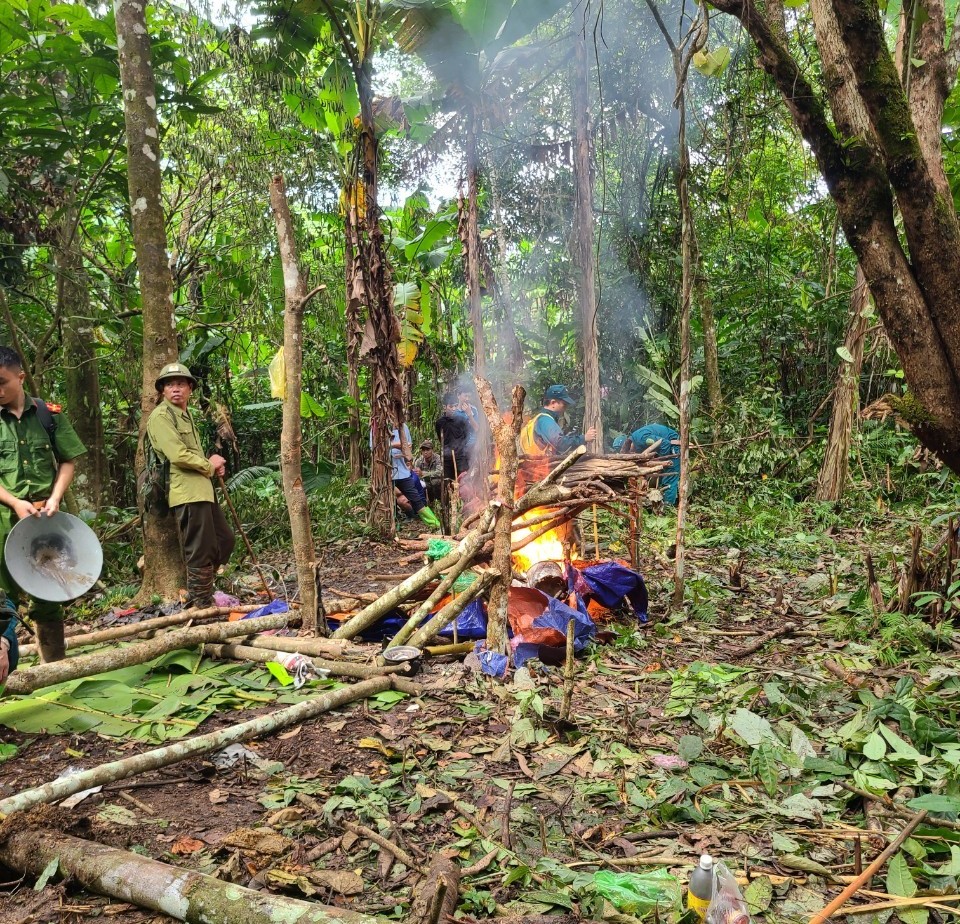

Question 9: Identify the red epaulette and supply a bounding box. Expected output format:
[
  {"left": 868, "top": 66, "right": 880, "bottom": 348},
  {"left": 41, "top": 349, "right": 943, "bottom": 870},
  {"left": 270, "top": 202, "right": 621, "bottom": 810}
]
[{"left": 45, "top": 402, "right": 62, "bottom": 413}]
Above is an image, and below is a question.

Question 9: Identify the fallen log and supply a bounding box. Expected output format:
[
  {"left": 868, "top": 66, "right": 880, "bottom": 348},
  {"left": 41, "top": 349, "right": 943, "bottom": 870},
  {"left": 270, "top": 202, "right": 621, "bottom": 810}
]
[
  {"left": 0, "top": 675, "right": 392, "bottom": 816},
  {"left": 406, "top": 570, "right": 499, "bottom": 651},
  {"left": 205, "top": 643, "right": 408, "bottom": 679},
  {"left": 4, "top": 613, "right": 289, "bottom": 696},
  {"left": 19, "top": 604, "right": 264, "bottom": 657},
  {"left": 726, "top": 623, "right": 797, "bottom": 659},
  {"left": 242, "top": 634, "right": 364, "bottom": 660},
  {"left": 0, "top": 809, "right": 384, "bottom": 924}
]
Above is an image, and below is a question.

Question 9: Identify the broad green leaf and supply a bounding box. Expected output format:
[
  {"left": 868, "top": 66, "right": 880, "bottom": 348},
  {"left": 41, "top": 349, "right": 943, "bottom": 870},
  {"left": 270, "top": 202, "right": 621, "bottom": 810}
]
[
  {"left": 886, "top": 852, "right": 917, "bottom": 898},
  {"left": 678, "top": 735, "right": 704, "bottom": 762},
  {"left": 836, "top": 346, "right": 854, "bottom": 363},
  {"left": 743, "top": 876, "right": 773, "bottom": 913},
  {"left": 878, "top": 725, "right": 927, "bottom": 763},
  {"left": 726, "top": 708, "right": 776, "bottom": 747},
  {"left": 751, "top": 743, "right": 779, "bottom": 797},
  {"left": 863, "top": 731, "right": 887, "bottom": 760},
  {"left": 906, "top": 793, "right": 960, "bottom": 814}
]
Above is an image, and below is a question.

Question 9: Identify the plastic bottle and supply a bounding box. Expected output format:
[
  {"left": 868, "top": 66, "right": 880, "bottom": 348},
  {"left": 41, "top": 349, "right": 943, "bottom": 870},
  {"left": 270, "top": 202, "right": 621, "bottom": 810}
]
[{"left": 687, "top": 854, "right": 715, "bottom": 920}]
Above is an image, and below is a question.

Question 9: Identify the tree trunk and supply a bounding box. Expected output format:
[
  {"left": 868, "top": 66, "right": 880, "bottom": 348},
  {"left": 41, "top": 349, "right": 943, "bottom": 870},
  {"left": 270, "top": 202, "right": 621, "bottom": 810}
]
[
  {"left": 572, "top": 26, "right": 603, "bottom": 452},
  {"left": 463, "top": 110, "right": 485, "bottom": 377},
  {"left": 707, "top": 0, "right": 960, "bottom": 473},
  {"left": 344, "top": 187, "right": 364, "bottom": 483},
  {"left": 114, "top": 0, "right": 183, "bottom": 600},
  {"left": 692, "top": 225, "right": 722, "bottom": 421},
  {"left": 357, "top": 64, "right": 403, "bottom": 537},
  {"left": 57, "top": 212, "right": 105, "bottom": 513},
  {"left": 0, "top": 823, "right": 385, "bottom": 924},
  {"left": 476, "top": 380, "right": 525, "bottom": 656},
  {"left": 816, "top": 267, "right": 870, "bottom": 501},
  {"left": 672, "top": 89, "right": 697, "bottom": 610},
  {"left": 269, "top": 175, "right": 319, "bottom": 634}
]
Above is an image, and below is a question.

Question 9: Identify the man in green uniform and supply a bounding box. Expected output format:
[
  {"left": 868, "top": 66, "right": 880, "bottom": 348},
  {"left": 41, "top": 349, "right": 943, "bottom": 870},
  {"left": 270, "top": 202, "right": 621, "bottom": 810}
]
[
  {"left": 146, "top": 363, "right": 235, "bottom": 608},
  {"left": 0, "top": 346, "right": 87, "bottom": 662}
]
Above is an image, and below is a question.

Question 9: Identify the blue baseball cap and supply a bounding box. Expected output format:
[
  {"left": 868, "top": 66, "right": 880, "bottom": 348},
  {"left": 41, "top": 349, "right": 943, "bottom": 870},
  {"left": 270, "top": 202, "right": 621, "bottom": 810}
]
[
  {"left": 544, "top": 384, "right": 575, "bottom": 405},
  {"left": 612, "top": 435, "right": 628, "bottom": 452}
]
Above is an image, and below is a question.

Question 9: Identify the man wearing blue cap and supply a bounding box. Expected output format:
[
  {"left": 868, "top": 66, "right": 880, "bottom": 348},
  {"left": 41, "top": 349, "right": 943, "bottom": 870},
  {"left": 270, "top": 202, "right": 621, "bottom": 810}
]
[
  {"left": 614, "top": 425, "right": 680, "bottom": 504},
  {"left": 520, "top": 385, "right": 597, "bottom": 458}
]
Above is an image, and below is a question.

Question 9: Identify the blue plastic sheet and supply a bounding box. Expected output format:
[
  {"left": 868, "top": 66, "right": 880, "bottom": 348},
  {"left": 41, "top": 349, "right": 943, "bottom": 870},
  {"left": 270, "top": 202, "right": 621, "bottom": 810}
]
[
  {"left": 510, "top": 588, "right": 595, "bottom": 667},
  {"left": 242, "top": 599, "right": 290, "bottom": 620},
  {"left": 474, "top": 642, "right": 509, "bottom": 678},
  {"left": 575, "top": 562, "right": 649, "bottom": 622},
  {"left": 437, "top": 598, "right": 488, "bottom": 640}
]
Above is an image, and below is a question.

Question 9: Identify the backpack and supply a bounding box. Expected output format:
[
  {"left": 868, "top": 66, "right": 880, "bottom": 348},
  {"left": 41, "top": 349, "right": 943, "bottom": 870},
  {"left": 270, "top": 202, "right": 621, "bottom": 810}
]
[
  {"left": 31, "top": 397, "right": 60, "bottom": 460},
  {"left": 137, "top": 407, "right": 174, "bottom": 516}
]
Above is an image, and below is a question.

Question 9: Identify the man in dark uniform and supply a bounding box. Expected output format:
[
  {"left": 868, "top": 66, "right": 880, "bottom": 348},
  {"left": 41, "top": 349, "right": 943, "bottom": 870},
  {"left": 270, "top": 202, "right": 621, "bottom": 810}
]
[
  {"left": 0, "top": 346, "right": 87, "bottom": 662},
  {"left": 146, "top": 363, "right": 235, "bottom": 609}
]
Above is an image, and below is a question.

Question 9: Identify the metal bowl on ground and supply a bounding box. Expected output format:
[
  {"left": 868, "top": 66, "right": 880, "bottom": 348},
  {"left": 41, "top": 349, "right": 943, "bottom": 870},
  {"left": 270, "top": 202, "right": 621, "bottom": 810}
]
[{"left": 382, "top": 644, "right": 423, "bottom": 676}]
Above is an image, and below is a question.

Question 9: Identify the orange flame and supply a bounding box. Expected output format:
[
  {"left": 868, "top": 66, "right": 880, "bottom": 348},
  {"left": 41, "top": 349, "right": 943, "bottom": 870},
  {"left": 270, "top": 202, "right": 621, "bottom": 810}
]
[{"left": 512, "top": 509, "right": 571, "bottom": 571}]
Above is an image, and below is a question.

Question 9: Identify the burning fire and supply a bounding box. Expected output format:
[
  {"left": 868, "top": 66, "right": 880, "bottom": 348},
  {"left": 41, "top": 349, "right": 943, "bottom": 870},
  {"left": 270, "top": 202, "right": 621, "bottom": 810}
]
[{"left": 512, "top": 509, "right": 573, "bottom": 572}]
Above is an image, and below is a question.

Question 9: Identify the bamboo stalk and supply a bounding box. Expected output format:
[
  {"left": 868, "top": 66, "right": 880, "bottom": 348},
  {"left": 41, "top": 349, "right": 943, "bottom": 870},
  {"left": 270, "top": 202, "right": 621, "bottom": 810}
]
[
  {"left": 5, "top": 613, "right": 289, "bottom": 696},
  {"left": 808, "top": 812, "right": 928, "bottom": 924},
  {"left": 242, "top": 634, "right": 362, "bottom": 660},
  {"left": 0, "top": 676, "right": 392, "bottom": 816},
  {"left": 0, "top": 824, "right": 384, "bottom": 924}
]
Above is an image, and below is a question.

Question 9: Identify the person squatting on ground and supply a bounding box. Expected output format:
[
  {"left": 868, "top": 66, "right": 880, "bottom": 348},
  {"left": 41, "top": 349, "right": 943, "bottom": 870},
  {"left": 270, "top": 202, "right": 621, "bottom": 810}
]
[
  {"left": 146, "top": 363, "right": 236, "bottom": 608},
  {"left": 613, "top": 424, "right": 681, "bottom": 505},
  {"left": 374, "top": 423, "right": 441, "bottom": 530},
  {"left": 413, "top": 439, "right": 442, "bottom": 504},
  {"left": 519, "top": 384, "right": 597, "bottom": 458},
  {"left": 0, "top": 345, "right": 87, "bottom": 664}
]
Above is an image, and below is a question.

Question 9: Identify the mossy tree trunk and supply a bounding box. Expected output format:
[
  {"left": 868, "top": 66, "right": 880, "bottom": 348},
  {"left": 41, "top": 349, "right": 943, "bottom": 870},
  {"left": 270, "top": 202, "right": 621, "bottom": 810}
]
[{"left": 708, "top": 0, "right": 960, "bottom": 473}]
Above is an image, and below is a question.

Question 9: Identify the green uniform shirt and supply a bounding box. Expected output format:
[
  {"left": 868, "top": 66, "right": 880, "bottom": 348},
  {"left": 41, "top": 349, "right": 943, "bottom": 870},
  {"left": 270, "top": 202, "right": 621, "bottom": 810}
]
[
  {"left": 0, "top": 400, "right": 87, "bottom": 506},
  {"left": 145, "top": 399, "right": 215, "bottom": 507}
]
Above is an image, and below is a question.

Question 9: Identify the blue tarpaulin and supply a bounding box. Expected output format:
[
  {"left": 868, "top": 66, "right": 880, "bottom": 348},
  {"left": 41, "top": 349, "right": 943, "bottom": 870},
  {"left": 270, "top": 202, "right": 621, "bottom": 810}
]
[
  {"left": 568, "top": 561, "right": 648, "bottom": 622},
  {"left": 437, "top": 598, "right": 488, "bottom": 640},
  {"left": 243, "top": 599, "right": 290, "bottom": 620},
  {"left": 509, "top": 587, "right": 595, "bottom": 667}
]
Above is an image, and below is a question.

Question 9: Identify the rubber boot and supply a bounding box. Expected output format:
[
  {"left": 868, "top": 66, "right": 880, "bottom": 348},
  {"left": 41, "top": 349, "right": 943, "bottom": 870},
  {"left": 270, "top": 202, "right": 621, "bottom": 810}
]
[
  {"left": 185, "top": 565, "right": 216, "bottom": 610},
  {"left": 418, "top": 506, "right": 441, "bottom": 530},
  {"left": 35, "top": 618, "right": 66, "bottom": 663}
]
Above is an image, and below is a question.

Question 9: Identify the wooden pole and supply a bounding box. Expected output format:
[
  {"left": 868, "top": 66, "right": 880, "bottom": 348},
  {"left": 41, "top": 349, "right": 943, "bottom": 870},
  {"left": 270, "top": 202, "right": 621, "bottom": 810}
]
[
  {"left": 808, "top": 812, "right": 928, "bottom": 924},
  {"left": 5, "top": 613, "right": 288, "bottom": 696}
]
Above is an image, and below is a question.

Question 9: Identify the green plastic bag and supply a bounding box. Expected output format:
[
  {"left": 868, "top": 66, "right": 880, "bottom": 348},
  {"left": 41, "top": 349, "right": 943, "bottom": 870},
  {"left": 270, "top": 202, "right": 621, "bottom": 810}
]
[
  {"left": 427, "top": 538, "right": 455, "bottom": 560},
  {"left": 592, "top": 868, "right": 681, "bottom": 915}
]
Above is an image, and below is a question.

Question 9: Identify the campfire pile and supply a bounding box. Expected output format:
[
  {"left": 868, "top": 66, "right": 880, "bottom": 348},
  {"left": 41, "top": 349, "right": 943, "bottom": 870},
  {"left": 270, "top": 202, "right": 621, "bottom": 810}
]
[{"left": 327, "top": 442, "right": 672, "bottom": 654}]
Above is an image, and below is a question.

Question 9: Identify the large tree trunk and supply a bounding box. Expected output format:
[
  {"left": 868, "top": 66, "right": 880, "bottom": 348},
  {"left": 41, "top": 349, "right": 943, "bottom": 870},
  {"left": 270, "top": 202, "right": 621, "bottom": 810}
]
[
  {"left": 344, "top": 188, "right": 364, "bottom": 483},
  {"left": 572, "top": 26, "right": 603, "bottom": 452},
  {"left": 269, "top": 175, "right": 319, "bottom": 633},
  {"left": 707, "top": 0, "right": 960, "bottom": 473},
  {"left": 357, "top": 65, "right": 403, "bottom": 537},
  {"left": 816, "top": 267, "right": 870, "bottom": 501},
  {"left": 115, "top": 0, "right": 183, "bottom": 599},
  {"left": 57, "top": 212, "right": 105, "bottom": 513},
  {"left": 463, "top": 110, "right": 485, "bottom": 377}
]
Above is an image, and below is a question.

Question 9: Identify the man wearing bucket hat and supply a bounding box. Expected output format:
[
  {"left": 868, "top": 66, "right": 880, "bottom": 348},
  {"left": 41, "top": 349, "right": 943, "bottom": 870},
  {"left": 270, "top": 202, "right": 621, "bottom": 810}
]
[
  {"left": 519, "top": 384, "right": 597, "bottom": 458},
  {"left": 0, "top": 345, "right": 87, "bottom": 663},
  {"left": 146, "top": 362, "right": 235, "bottom": 609}
]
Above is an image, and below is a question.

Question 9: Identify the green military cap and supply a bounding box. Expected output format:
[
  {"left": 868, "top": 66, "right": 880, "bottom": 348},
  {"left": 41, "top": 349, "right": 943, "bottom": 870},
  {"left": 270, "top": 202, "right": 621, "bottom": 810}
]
[{"left": 155, "top": 362, "right": 197, "bottom": 390}]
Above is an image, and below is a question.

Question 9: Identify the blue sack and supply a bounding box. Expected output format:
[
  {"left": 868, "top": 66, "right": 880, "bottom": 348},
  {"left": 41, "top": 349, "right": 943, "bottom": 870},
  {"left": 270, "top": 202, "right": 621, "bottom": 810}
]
[{"left": 242, "top": 599, "right": 290, "bottom": 620}]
